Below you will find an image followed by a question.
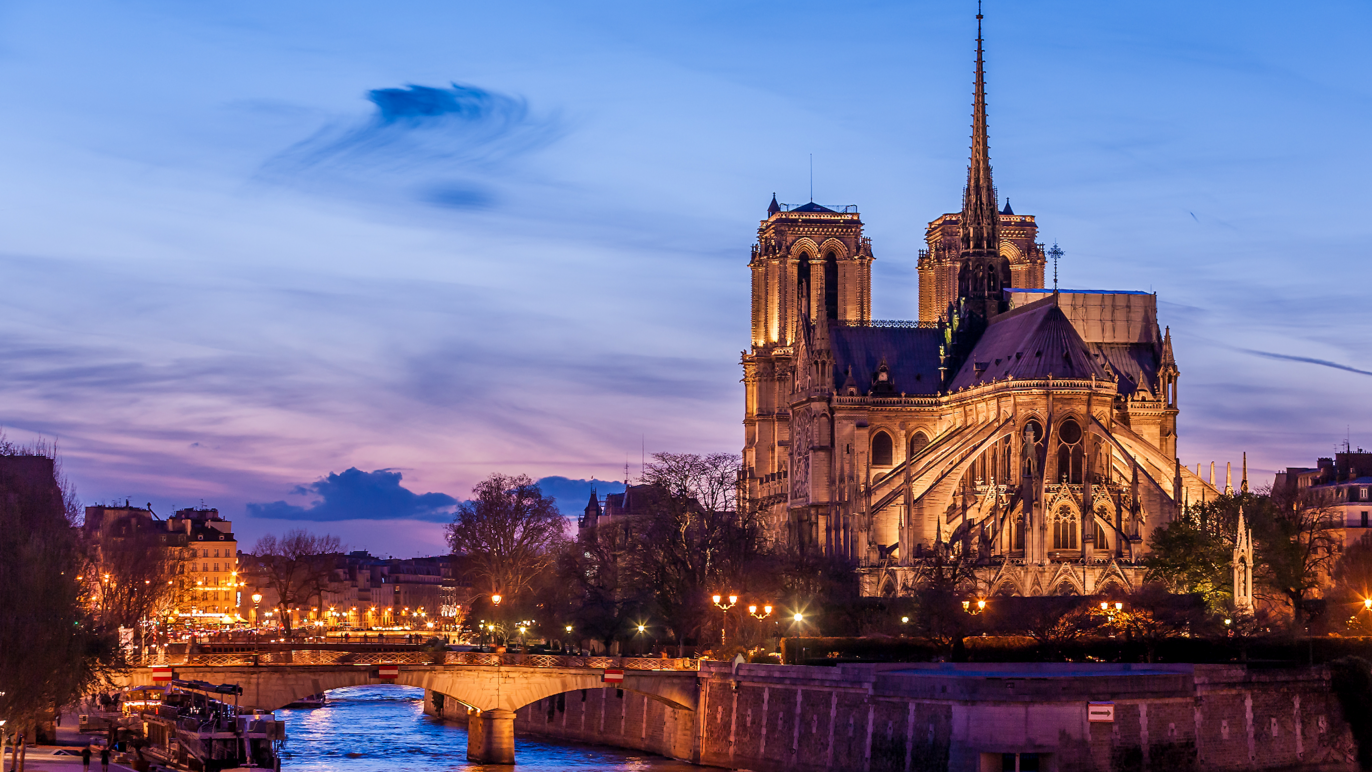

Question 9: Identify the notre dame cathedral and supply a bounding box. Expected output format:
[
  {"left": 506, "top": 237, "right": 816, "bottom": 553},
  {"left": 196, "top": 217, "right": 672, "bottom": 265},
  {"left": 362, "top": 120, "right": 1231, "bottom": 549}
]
[{"left": 740, "top": 11, "right": 1226, "bottom": 598}]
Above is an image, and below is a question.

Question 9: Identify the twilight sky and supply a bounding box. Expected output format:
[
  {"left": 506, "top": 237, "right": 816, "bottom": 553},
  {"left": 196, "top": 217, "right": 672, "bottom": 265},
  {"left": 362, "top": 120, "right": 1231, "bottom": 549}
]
[{"left": 1, "top": 1, "right": 1369, "bottom": 556}]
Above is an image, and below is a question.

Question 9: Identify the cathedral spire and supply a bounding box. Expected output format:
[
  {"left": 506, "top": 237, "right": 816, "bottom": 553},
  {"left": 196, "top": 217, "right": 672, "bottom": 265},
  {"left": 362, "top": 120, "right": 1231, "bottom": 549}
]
[{"left": 960, "top": 4, "right": 998, "bottom": 258}]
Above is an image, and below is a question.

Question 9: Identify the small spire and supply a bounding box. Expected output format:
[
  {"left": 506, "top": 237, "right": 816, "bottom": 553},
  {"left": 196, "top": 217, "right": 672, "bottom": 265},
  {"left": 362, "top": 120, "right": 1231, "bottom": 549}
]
[
  {"left": 1241, "top": 452, "right": 1249, "bottom": 493},
  {"left": 1001, "top": 198, "right": 1014, "bottom": 215},
  {"left": 1225, "top": 462, "right": 1233, "bottom": 495},
  {"left": 767, "top": 192, "right": 781, "bottom": 216}
]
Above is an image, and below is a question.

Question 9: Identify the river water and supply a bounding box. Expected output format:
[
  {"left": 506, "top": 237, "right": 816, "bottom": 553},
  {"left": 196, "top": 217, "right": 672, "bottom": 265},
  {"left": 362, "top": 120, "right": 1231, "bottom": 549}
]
[{"left": 275, "top": 685, "right": 704, "bottom": 771}]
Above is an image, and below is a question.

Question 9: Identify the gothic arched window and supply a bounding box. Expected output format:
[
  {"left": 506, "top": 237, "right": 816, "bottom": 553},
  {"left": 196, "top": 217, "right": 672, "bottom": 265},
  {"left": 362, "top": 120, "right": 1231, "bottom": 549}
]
[
  {"left": 823, "top": 252, "right": 839, "bottom": 321},
  {"left": 909, "top": 431, "right": 930, "bottom": 458},
  {"left": 1057, "top": 419, "right": 1085, "bottom": 484},
  {"left": 1052, "top": 505, "right": 1078, "bottom": 550},
  {"left": 797, "top": 256, "right": 812, "bottom": 318},
  {"left": 872, "top": 431, "right": 894, "bottom": 467}
]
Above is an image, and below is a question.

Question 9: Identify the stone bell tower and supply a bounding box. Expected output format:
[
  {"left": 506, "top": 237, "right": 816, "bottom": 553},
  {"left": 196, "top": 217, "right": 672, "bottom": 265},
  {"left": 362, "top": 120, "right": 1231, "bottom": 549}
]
[{"left": 742, "top": 197, "right": 873, "bottom": 535}]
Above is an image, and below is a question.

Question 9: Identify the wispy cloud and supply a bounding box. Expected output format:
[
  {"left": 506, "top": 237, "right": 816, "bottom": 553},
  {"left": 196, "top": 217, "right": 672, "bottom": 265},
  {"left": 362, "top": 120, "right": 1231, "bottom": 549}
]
[
  {"left": 247, "top": 468, "right": 457, "bottom": 522},
  {"left": 262, "top": 82, "right": 561, "bottom": 208},
  {"left": 1238, "top": 348, "right": 1372, "bottom": 378}
]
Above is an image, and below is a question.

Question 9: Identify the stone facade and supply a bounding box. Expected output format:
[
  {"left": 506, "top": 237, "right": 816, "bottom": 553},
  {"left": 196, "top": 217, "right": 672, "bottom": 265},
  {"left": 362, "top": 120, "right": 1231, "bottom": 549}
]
[{"left": 741, "top": 13, "right": 1221, "bottom": 598}]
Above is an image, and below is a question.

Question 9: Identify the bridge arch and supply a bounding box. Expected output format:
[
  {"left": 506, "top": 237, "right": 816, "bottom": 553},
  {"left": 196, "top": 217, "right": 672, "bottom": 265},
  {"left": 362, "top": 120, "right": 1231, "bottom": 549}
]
[{"left": 120, "top": 665, "right": 695, "bottom": 714}]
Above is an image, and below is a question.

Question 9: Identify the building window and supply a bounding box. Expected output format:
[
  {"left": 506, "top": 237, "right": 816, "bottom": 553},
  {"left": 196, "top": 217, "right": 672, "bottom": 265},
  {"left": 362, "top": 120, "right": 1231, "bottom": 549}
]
[
  {"left": 872, "top": 431, "right": 894, "bottom": 467},
  {"left": 1362, "top": 487, "right": 1369, "bottom": 502},
  {"left": 202, "top": 563, "right": 208, "bottom": 572},
  {"left": 823, "top": 252, "right": 839, "bottom": 321},
  {"left": 1363, "top": 511, "right": 1369, "bottom": 528},
  {"left": 1056, "top": 419, "right": 1085, "bottom": 484},
  {"left": 910, "top": 431, "right": 930, "bottom": 458},
  {"left": 1053, "top": 505, "right": 1079, "bottom": 550}
]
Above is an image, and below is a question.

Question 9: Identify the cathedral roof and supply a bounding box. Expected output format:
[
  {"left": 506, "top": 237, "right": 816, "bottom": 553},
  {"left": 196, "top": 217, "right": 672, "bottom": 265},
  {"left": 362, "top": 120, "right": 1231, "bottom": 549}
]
[
  {"left": 790, "top": 201, "right": 836, "bottom": 213},
  {"left": 827, "top": 323, "right": 943, "bottom": 396},
  {"left": 1095, "top": 343, "right": 1159, "bottom": 398},
  {"left": 948, "top": 298, "right": 1111, "bottom": 389}
]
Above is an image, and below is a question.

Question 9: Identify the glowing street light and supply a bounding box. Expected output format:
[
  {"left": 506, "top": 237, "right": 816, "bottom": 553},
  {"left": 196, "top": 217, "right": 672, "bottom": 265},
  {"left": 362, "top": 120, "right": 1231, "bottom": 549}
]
[{"left": 712, "top": 593, "right": 738, "bottom": 647}]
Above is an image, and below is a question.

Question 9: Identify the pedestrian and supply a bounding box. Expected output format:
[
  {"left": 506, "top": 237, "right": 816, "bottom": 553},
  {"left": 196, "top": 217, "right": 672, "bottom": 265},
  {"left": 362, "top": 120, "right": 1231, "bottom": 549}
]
[
  {"left": 100, "top": 746, "right": 110, "bottom": 772},
  {"left": 81, "top": 745, "right": 91, "bottom": 771}
]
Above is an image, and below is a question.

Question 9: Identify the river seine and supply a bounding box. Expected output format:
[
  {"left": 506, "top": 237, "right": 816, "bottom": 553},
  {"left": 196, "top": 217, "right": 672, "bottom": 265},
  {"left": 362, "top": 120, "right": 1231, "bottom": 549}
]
[{"left": 276, "top": 685, "right": 703, "bottom": 771}]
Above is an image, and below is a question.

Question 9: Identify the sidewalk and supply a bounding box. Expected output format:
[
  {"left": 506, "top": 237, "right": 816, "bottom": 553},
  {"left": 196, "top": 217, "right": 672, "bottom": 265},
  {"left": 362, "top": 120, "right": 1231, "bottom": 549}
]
[
  {"left": 3, "top": 710, "right": 136, "bottom": 772},
  {"left": 5, "top": 748, "right": 136, "bottom": 772}
]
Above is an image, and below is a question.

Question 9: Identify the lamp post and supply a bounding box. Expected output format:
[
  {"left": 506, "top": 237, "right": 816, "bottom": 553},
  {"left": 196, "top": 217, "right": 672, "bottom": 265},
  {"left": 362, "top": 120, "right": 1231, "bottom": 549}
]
[
  {"left": 712, "top": 594, "right": 738, "bottom": 647},
  {"left": 634, "top": 623, "right": 648, "bottom": 656}
]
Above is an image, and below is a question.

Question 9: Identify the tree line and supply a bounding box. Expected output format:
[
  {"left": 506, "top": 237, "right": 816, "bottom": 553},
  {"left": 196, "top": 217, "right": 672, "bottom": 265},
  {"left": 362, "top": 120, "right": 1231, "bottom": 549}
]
[{"left": 447, "top": 452, "right": 861, "bottom": 657}]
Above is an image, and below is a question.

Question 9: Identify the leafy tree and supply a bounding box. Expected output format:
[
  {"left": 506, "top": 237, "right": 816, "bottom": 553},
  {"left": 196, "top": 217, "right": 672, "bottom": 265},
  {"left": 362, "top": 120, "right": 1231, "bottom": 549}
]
[
  {"left": 1143, "top": 493, "right": 1247, "bottom": 609},
  {"left": 0, "top": 440, "right": 117, "bottom": 745},
  {"left": 251, "top": 530, "right": 342, "bottom": 635},
  {"left": 447, "top": 474, "right": 567, "bottom": 606}
]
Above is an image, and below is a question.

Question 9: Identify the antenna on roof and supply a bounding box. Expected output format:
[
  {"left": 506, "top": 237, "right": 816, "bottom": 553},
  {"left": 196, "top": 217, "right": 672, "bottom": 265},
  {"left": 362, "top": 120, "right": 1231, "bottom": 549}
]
[
  {"left": 1047, "top": 242, "right": 1063, "bottom": 293},
  {"left": 809, "top": 154, "right": 814, "bottom": 202}
]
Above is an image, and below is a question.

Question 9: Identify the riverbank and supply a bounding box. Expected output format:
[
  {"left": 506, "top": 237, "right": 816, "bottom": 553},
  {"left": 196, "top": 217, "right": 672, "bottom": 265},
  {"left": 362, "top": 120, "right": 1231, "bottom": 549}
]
[{"left": 424, "top": 661, "right": 1362, "bottom": 771}]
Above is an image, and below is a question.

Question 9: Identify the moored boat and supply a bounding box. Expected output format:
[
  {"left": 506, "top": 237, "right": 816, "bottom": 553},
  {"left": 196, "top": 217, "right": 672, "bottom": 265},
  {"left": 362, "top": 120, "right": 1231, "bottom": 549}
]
[
  {"left": 282, "top": 693, "right": 326, "bottom": 709},
  {"left": 139, "top": 679, "right": 285, "bottom": 772}
]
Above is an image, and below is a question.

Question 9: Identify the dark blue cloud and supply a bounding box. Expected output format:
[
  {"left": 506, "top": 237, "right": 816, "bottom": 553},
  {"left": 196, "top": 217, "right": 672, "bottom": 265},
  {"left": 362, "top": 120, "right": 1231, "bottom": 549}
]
[
  {"left": 1238, "top": 349, "right": 1372, "bottom": 378},
  {"left": 247, "top": 468, "right": 457, "bottom": 522},
  {"left": 264, "top": 82, "right": 560, "bottom": 209},
  {"left": 535, "top": 476, "right": 627, "bottom": 517}
]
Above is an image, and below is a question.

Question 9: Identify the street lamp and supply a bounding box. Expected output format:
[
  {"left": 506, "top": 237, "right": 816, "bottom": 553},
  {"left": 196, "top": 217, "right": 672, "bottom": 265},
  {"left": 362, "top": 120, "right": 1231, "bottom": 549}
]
[{"left": 712, "top": 594, "right": 738, "bottom": 647}]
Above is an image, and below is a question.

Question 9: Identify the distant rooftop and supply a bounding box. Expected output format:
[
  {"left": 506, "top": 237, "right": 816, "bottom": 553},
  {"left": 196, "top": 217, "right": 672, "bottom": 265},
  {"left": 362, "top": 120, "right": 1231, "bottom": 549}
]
[
  {"left": 773, "top": 201, "right": 859, "bottom": 214},
  {"left": 1006, "top": 287, "right": 1154, "bottom": 296}
]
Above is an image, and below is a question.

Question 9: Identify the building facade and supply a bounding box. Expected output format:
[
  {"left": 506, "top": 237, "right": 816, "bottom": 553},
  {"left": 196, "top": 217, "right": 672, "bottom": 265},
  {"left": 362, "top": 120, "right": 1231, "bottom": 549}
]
[
  {"left": 741, "top": 12, "right": 1219, "bottom": 597},
  {"left": 83, "top": 503, "right": 240, "bottom": 623},
  {"left": 1275, "top": 450, "right": 1372, "bottom": 546}
]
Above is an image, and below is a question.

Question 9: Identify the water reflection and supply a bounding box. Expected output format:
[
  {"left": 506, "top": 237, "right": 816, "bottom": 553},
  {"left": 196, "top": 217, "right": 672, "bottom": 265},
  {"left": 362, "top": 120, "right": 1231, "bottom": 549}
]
[{"left": 276, "top": 685, "right": 702, "bottom": 771}]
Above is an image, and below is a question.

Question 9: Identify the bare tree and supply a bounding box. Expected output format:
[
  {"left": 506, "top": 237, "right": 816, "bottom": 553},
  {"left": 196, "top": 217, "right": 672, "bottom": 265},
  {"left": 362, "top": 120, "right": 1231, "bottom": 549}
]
[
  {"left": 641, "top": 452, "right": 740, "bottom": 515},
  {"left": 636, "top": 453, "right": 768, "bottom": 655},
  {"left": 900, "top": 546, "right": 983, "bottom": 649},
  {"left": 1256, "top": 488, "right": 1342, "bottom": 627},
  {"left": 88, "top": 523, "right": 191, "bottom": 649},
  {"left": 446, "top": 474, "right": 567, "bottom": 603},
  {"left": 252, "top": 530, "right": 342, "bottom": 635},
  {"left": 559, "top": 518, "right": 650, "bottom": 651}
]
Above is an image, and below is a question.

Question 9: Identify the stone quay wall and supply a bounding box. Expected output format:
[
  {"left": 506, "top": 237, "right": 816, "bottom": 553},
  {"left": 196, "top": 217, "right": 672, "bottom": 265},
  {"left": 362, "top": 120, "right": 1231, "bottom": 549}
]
[{"left": 427, "top": 661, "right": 1362, "bottom": 772}]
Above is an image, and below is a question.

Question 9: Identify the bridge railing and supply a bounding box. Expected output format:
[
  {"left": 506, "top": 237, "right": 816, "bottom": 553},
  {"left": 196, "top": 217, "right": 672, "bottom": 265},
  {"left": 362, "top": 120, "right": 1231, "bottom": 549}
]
[
  {"left": 443, "top": 652, "right": 698, "bottom": 671},
  {"left": 127, "top": 649, "right": 700, "bottom": 671}
]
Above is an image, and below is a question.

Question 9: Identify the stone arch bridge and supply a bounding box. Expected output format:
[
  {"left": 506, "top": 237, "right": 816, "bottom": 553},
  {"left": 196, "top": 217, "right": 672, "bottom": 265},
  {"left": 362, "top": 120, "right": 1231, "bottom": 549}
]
[{"left": 118, "top": 650, "right": 700, "bottom": 764}]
